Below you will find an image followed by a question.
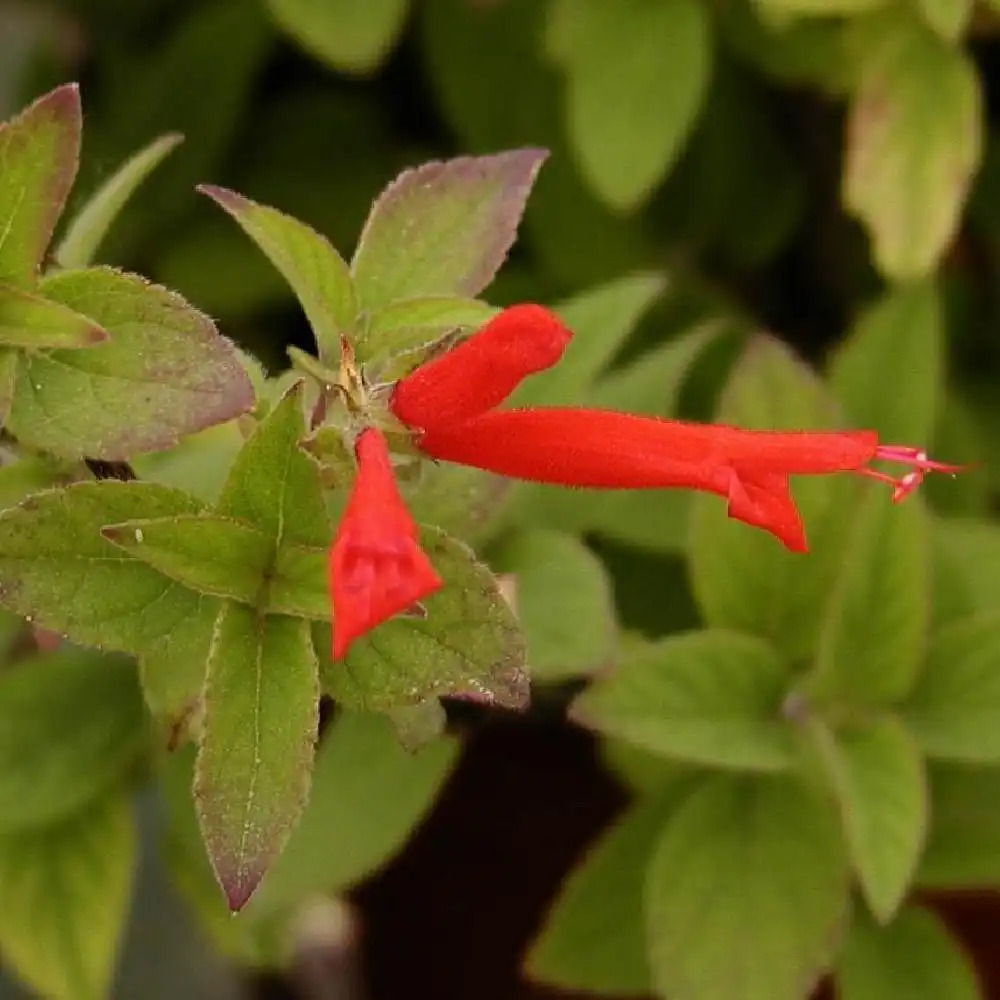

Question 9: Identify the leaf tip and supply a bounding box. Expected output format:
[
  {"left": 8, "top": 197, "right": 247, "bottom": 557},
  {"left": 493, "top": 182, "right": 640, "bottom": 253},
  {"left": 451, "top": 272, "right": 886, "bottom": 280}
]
[{"left": 198, "top": 184, "right": 246, "bottom": 213}]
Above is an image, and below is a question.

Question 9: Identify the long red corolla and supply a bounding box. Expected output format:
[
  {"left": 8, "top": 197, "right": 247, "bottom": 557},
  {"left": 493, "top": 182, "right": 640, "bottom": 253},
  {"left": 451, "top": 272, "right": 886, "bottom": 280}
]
[
  {"left": 388, "top": 305, "right": 960, "bottom": 551},
  {"left": 328, "top": 427, "right": 442, "bottom": 660}
]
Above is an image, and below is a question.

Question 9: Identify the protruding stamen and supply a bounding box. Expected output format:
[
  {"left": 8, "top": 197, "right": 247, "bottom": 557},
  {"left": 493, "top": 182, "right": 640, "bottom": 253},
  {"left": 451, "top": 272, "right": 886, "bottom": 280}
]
[{"left": 857, "top": 445, "right": 965, "bottom": 503}]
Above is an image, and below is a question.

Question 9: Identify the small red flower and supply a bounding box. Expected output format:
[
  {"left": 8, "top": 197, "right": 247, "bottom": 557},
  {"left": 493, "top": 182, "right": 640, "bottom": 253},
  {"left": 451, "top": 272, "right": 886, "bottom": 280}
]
[
  {"left": 328, "top": 428, "right": 442, "bottom": 660},
  {"left": 389, "top": 305, "right": 961, "bottom": 551}
]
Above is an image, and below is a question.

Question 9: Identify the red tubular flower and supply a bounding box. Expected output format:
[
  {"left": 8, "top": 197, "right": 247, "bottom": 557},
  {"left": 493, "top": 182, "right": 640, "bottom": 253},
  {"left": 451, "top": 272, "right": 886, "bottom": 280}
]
[
  {"left": 389, "top": 306, "right": 962, "bottom": 552},
  {"left": 328, "top": 428, "right": 442, "bottom": 660},
  {"left": 391, "top": 303, "right": 572, "bottom": 429}
]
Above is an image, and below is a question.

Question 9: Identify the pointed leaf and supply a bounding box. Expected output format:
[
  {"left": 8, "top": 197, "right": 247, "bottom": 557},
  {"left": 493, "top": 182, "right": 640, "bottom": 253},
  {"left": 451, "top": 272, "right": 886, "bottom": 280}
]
[
  {"left": 491, "top": 528, "right": 616, "bottom": 682},
  {"left": 359, "top": 295, "right": 497, "bottom": 359},
  {"left": 55, "top": 132, "right": 184, "bottom": 269},
  {"left": 266, "top": 0, "right": 410, "bottom": 74},
  {"left": 0, "top": 790, "right": 135, "bottom": 1000},
  {"left": 919, "top": 763, "right": 1000, "bottom": 888},
  {"left": 572, "top": 629, "right": 795, "bottom": 772},
  {"left": 0, "top": 284, "right": 109, "bottom": 349},
  {"left": 914, "top": 0, "right": 974, "bottom": 40},
  {"left": 6, "top": 267, "right": 255, "bottom": 459},
  {"left": 550, "top": 0, "right": 710, "bottom": 210},
  {"left": 807, "top": 487, "right": 930, "bottom": 704},
  {"left": 248, "top": 711, "right": 458, "bottom": 916},
  {"left": 810, "top": 716, "right": 927, "bottom": 923},
  {"left": 102, "top": 513, "right": 274, "bottom": 605},
  {"left": 321, "top": 526, "right": 527, "bottom": 711},
  {"left": 646, "top": 773, "right": 849, "bottom": 1000},
  {"left": 843, "top": 13, "right": 981, "bottom": 279},
  {"left": 830, "top": 279, "right": 944, "bottom": 443},
  {"left": 200, "top": 186, "right": 357, "bottom": 363},
  {"left": 905, "top": 612, "right": 1000, "bottom": 762},
  {"left": 0, "top": 84, "right": 80, "bottom": 287},
  {"left": 351, "top": 149, "right": 547, "bottom": 311},
  {"left": 217, "top": 381, "right": 330, "bottom": 548},
  {"left": 837, "top": 905, "right": 982, "bottom": 1000},
  {"left": 195, "top": 602, "right": 319, "bottom": 911},
  {"left": 0, "top": 649, "right": 145, "bottom": 833},
  {"left": 527, "top": 792, "right": 682, "bottom": 995},
  {"left": 0, "top": 481, "right": 207, "bottom": 653},
  {"left": 689, "top": 335, "right": 858, "bottom": 662}
]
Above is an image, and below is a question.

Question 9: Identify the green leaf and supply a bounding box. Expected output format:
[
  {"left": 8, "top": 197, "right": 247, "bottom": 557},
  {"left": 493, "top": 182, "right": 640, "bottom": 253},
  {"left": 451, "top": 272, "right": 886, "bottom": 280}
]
[
  {"left": 0, "top": 84, "right": 80, "bottom": 287},
  {"left": 510, "top": 272, "right": 667, "bottom": 407},
  {"left": 0, "top": 284, "right": 109, "bottom": 349},
  {"left": 321, "top": 526, "right": 528, "bottom": 711},
  {"left": 905, "top": 612, "right": 1000, "bottom": 762},
  {"left": 139, "top": 593, "right": 219, "bottom": 738},
  {"left": 266, "top": 542, "right": 328, "bottom": 620},
  {"left": 0, "top": 648, "right": 145, "bottom": 833},
  {"left": 248, "top": 711, "right": 458, "bottom": 916},
  {"left": 351, "top": 149, "right": 547, "bottom": 312},
  {"left": 360, "top": 294, "right": 497, "bottom": 360},
  {"left": 810, "top": 716, "right": 927, "bottom": 923},
  {"left": 406, "top": 461, "right": 512, "bottom": 544},
  {"left": 102, "top": 513, "right": 274, "bottom": 605},
  {"left": 918, "top": 763, "right": 1000, "bottom": 888},
  {"left": 266, "top": 0, "right": 410, "bottom": 74},
  {"left": 0, "top": 790, "right": 135, "bottom": 1000},
  {"left": 549, "top": 0, "right": 710, "bottom": 210},
  {"left": 217, "top": 381, "right": 330, "bottom": 548},
  {"left": 491, "top": 529, "right": 616, "bottom": 682},
  {"left": 6, "top": 267, "right": 256, "bottom": 459},
  {"left": 646, "top": 773, "right": 849, "bottom": 1000},
  {"left": 689, "top": 335, "right": 858, "bottom": 662},
  {"left": 195, "top": 602, "right": 319, "bottom": 911},
  {"left": 0, "top": 481, "right": 207, "bottom": 654},
  {"left": 806, "top": 487, "right": 929, "bottom": 704},
  {"left": 830, "top": 279, "right": 944, "bottom": 443},
  {"left": 200, "top": 186, "right": 357, "bottom": 363},
  {"left": 527, "top": 792, "right": 681, "bottom": 995},
  {"left": 913, "top": 0, "right": 974, "bottom": 40},
  {"left": 843, "top": 12, "right": 981, "bottom": 280},
  {"left": 54, "top": 132, "right": 183, "bottom": 270},
  {"left": 754, "top": 0, "right": 885, "bottom": 14},
  {"left": 837, "top": 905, "right": 982, "bottom": 1000},
  {"left": 572, "top": 629, "right": 795, "bottom": 772},
  {"left": 932, "top": 517, "right": 1000, "bottom": 624}
]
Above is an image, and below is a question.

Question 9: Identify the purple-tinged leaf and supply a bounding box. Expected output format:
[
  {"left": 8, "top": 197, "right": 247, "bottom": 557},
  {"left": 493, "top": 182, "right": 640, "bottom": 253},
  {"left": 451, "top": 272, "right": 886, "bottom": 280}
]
[
  {"left": 320, "top": 527, "right": 527, "bottom": 711},
  {"left": 351, "top": 149, "right": 548, "bottom": 311},
  {"left": 195, "top": 602, "right": 319, "bottom": 910},
  {"left": 5, "top": 267, "right": 255, "bottom": 459},
  {"left": 0, "top": 84, "right": 80, "bottom": 287},
  {"left": 200, "top": 186, "right": 357, "bottom": 363},
  {"left": 55, "top": 132, "right": 184, "bottom": 270},
  {"left": 0, "top": 283, "right": 109, "bottom": 349}
]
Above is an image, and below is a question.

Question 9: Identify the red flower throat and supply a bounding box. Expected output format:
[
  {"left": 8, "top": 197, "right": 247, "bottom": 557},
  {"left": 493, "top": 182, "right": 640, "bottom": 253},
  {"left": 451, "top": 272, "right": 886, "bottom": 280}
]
[{"left": 327, "top": 304, "right": 959, "bottom": 659}]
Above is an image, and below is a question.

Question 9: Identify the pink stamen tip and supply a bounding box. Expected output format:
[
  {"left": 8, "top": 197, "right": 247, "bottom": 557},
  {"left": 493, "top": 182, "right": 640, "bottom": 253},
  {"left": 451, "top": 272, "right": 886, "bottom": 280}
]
[{"left": 858, "top": 444, "right": 966, "bottom": 502}]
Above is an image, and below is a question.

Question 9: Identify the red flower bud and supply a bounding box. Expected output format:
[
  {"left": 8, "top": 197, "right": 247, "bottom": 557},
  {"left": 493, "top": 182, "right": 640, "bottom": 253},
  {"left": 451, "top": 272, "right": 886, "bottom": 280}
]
[{"left": 391, "top": 303, "right": 571, "bottom": 430}]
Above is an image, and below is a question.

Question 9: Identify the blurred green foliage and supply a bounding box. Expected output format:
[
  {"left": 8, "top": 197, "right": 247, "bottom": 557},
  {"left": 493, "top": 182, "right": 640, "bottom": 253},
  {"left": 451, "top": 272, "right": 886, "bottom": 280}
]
[{"left": 3, "top": 1, "right": 1000, "bottom": 999}]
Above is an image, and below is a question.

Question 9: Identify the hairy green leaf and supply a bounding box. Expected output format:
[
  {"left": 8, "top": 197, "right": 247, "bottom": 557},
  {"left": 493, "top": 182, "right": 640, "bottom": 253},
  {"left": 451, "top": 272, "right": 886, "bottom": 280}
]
[
  {"left": 7, "top": 267, "right": 255, "bottom": 459},
  {"left": 573, "top": 629, "right": 795, "bottom": 771},
  {"left": 0, "top": 790, "right": 135, "bottom": 1000},
  {"left": 0, "top": 284, "right": 109, "bottom": 349},
  {"left": 195, "top": 603, "right": 318, "bottom": 911},
  {"left": 351, "top": 150, "right": 547, "bottom": 311},
  {"left": 0, "top": 85, "right": 79, "bottom": 287},
  {"left": 646, "top": 774, "right": 849, "bottom": 1000}
]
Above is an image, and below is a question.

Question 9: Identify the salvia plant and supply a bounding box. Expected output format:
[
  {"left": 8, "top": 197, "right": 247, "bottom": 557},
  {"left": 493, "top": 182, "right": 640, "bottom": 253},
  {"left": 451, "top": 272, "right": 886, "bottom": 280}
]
[{"left": 0, "top": 72, "right": 996, "bottom": 1000}]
